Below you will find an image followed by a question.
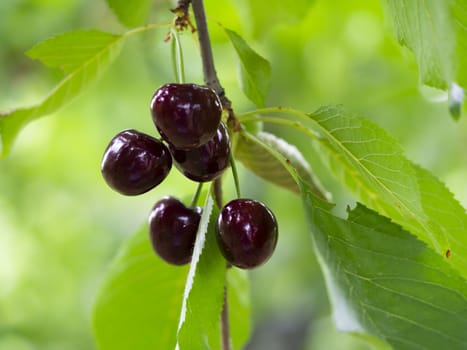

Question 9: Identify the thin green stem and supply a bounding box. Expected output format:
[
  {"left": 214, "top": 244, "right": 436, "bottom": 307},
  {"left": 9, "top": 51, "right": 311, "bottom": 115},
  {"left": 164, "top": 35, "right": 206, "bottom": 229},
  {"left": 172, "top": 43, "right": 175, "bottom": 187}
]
[
  {"left": 229, "top": 153, "right": 241, "bottom": 198},
  {"left": 237, "top": 108, "right": 322, "bottom": 142},
  {"left": 124, "top": 21, "right": 172, "bottom": 38},
  {"left": 190, "top": 182, "right": 204, "bottom": 207},
  {"left": 212, "top": 178, "right": 223, "bottom": 209},
  {"left": 237, "top": 106, "right": 310, "bottom": 120},
  {"left": 171, "top": 33, "right": 179, "bottom": 83},
  {"left": 171, "top": 29, "right": 186, "bottom": 83}
]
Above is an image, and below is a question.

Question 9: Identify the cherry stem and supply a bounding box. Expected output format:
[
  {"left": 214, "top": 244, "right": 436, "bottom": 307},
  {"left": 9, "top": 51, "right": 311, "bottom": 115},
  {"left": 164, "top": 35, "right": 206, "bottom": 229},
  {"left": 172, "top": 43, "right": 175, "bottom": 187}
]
[
  {"left": 190, "top": 182, "right": 204, "bottom": 207},
  {"left": 213, "top": 178, "right": 223, "bottom": 209},
  {"left": 171, "top": 29, "right": 185, "bottom": 84},
  {"left": 229, "top": 154, "right": 241, "bottom": 198}
]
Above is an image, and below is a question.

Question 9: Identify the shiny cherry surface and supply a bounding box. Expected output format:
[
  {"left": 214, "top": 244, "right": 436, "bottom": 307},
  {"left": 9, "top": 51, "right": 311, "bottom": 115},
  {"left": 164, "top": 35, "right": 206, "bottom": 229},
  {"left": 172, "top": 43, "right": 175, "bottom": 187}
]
[
  {"left": 216, "top": 199, "right": 278, "bottom": 269},
  {"left": 150, "top": 83, "right": 222, "bottom": 150},
  {"left": 149, "top": 196, "right": 201, "bottom": 265},
  {"left": 169, "top": 123, "right": 230, "bottom": 182},
  {"left": 101, "top": 129, "right": 172, "bottom": 195}
]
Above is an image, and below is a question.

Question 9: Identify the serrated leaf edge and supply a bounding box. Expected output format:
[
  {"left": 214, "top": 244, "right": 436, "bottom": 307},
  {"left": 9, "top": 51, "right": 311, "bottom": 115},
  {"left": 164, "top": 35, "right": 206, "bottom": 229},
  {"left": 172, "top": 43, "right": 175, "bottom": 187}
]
[{"left": 176, "top": 193, "right": 214, "bottom": 346}]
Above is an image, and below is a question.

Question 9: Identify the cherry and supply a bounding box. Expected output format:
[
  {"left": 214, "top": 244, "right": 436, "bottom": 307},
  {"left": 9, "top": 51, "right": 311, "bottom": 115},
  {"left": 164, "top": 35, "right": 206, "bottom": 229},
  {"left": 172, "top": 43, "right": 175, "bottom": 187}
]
[
  {"left": 148, "top": 196, "right": 201, "bottom": 265},
  {"left": 169, "top": 123, "right": 230, "bottom": 182},
  {"left": 101, "top": 129, "right": 172, "bottom": 196},
  {"left": 150, "top": 83, "right": 222, "bottom": 150},
  {"left": 216, "top": 199, "right": 278, "bottom": 269}
]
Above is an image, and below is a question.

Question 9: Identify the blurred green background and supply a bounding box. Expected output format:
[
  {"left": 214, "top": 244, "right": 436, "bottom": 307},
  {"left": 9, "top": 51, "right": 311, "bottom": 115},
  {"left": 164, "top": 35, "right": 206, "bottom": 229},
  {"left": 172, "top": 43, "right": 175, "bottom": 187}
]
[{"left": 1, "top": 0, "right": 466, "bottom": 349}]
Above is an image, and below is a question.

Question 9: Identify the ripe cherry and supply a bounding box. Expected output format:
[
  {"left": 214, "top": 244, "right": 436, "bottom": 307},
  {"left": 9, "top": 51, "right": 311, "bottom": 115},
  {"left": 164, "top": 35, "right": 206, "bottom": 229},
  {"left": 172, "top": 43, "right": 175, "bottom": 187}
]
[
  {"left": 169, "top": 123, "right": 230, "bottom": 182},
  {"left": 150, "top": 83, "right": 222, "bottom": 150},
  {"left": 148, "top": 196, "right": 201, "bottom": 265},
  {"left": 101, "top": 129, "right": 172, "bottom": 196},
  {"left": 216, "top": 199, "right": 278, "bottom": 269}
]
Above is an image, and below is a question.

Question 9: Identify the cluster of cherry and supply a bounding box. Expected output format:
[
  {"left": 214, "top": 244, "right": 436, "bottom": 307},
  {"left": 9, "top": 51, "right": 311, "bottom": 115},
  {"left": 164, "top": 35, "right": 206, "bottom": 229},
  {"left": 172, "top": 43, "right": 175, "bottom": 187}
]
[{"left": 101, "top": 83, "right": 278, "bottom": 269}]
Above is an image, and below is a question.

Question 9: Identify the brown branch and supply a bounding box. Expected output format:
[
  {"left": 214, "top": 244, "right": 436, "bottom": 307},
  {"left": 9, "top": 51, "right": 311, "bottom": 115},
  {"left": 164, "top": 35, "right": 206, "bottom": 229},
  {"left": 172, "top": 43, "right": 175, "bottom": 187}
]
[
  {"left": 190, "top": 4, "right": 232, "bottom": 349},
  {"left": 190, "top": 0, "right": 237, "bottom": 131},
  {"left": 191, "top": 0, "right": 223, "bottom": 95}
]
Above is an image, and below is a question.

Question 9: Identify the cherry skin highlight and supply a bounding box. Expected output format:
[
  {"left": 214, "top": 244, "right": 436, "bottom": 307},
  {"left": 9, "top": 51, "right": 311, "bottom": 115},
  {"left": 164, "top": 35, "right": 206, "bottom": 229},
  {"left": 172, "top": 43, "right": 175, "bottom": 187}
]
[
  {"left": 169, "top": 123, "right": 230, "bottom": 182},
  {"left": 101, "top": 129, "right": 172, "bottom": 196},
  {"left": 150, "top": 83, "right": 222, "bottom": 150},
  {"left": 216, "top": 199, "right": 278, "bottom": 269},
  {"left": 148, "top": 196, "right": 202, "bottom": 265}
]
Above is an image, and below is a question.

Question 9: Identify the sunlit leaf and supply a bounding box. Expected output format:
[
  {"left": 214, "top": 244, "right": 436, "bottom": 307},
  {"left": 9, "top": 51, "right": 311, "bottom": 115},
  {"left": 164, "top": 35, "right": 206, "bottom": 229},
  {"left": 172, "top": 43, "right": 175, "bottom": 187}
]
[
  {"left": 301, "top": 181, "right": 467, "bottom": 349},
  {"left": 177, "top": 195, "right": 227, "bottom": 349},
  {"left": 385, "top": 0, "right": 467, "bottom": 118},
  {"left": 224, "top": 28, "right": 271, "bottom": 107},
  {"left": 27, "top": 30, "right": 122, "bottom": 73},
  {"left": 105, "top": 0, "right": 153, "bottom": 27},
  {"left": 93, "top": 226, "right": 188, "bottom": 350},
  {"left": 414, "top": 165, "right": 467, "bottom": 282},
  {"left": 235, "top": 130, "right": 327, "bottom": 198},
  {"left": 240, "top": 105, "right": 467, "bottom": 278},
  {"left": 0, "top": 30, "right": 124, "bottom": 157},
  {"left": 385, "top": 0, "right": 454, "bottom": 89},
  {"left": 0, "top": 23, "right": 169, "bottom": 157},
  {"left": 304, "top": 105, "right": 467, "bottom": 277}
]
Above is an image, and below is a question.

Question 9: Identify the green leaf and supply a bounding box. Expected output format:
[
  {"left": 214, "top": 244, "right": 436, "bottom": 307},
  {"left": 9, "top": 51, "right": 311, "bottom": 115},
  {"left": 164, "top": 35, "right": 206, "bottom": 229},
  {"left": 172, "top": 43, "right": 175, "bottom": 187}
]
[
  {"left": 301, "top": 182, "right": 467, "bottom": 349},
  {"left": 452, "top": 1, "right": 467, "bottom": 87},
  {"left": 92, "top": 226, "right": 188, "bottom": 350},
  {"left": 105, "top": 0, "right": 153, "bottom": 27},
  {"left": 224, "top": 28, "right": 271, "bottom": 107},
  {"left": 239, "top": 105, "right": 467, "bottom": 278},
  {"left": 414, "top": 165, "right": 467, "bottom": 279},
  {"left": 27, "top": 30, "right": 122, "bottom": 73},
  {"left": 227, "top": 268, "right": 251, "bottom": 350},
  {"left": 304, "top": 106, "right": 467, "bottom": 277},
  {"left": 385, "top": 0, "right": 467, "bottom": 117},
  {"left": 235, "top": 130, "right": 328, "bottom": 198},
  {"left": 177, "top": 195, "right": 227, "bottom": 349},
  {"left": 0, "top": 30, "right": 124, "bottom": 157},
  {"left": 385, "top": 0, "right": 454, "bottom": 89}
]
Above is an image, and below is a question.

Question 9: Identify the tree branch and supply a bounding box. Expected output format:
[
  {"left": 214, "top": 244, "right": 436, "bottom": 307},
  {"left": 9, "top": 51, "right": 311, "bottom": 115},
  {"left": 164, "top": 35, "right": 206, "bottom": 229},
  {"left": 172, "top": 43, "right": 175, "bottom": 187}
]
[
  {"left": 191, "top": 0, "right": 235, "bottom": 126},
  {"left": 191, "top": 0, "right": 223, "bottom": 95},
  {"left": 190, "top": 4, "right": 232, "bottom": 349}
]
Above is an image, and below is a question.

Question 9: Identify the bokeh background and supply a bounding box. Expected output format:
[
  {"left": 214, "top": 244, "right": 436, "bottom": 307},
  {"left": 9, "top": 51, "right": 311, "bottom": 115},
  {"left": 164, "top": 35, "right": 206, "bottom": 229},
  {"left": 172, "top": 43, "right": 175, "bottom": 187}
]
[{"left": 1, "top": 0, "right": 467, "bottom": 349}]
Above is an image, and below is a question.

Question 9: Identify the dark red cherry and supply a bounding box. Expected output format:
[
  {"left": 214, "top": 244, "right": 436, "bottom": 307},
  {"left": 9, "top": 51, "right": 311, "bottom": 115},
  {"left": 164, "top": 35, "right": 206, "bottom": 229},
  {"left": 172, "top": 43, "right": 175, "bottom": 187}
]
[
  {"left": 101, "top": 129, "right": 172, "bottom": 195},
  {"left": 169, "top": 123, "right": 230, "bottom": 182},
  {"left": 216, "top": 199, "right": 278, "bottom": 269},
  {"left": 148, "top": 196, "right": 201, "bottom": 265},
  {"left": 150, "top": 83, "right": 223, "bottom": 150}
]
